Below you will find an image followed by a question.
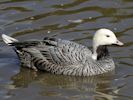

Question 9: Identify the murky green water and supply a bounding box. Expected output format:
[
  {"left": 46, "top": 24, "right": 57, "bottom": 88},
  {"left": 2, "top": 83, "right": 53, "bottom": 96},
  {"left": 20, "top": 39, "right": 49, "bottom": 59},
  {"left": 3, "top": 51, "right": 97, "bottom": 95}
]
[{"left": 0, "top": 0, "right": 133, "bottom": 100}]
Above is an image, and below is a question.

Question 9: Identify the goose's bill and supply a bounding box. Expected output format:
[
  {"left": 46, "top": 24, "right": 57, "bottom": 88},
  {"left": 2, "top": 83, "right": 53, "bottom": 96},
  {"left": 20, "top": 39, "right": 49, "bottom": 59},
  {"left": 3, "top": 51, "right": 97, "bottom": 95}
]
[{"left": 114, "top": 40, "right": 124, "bottom": 46}]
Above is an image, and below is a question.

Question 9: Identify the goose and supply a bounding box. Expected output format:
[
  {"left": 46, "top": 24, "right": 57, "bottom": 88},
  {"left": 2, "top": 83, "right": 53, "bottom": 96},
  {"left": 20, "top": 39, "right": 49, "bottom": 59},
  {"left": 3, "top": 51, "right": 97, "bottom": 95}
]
[{"left": 1, "top": 28, "right": 123, "bottom": 76}]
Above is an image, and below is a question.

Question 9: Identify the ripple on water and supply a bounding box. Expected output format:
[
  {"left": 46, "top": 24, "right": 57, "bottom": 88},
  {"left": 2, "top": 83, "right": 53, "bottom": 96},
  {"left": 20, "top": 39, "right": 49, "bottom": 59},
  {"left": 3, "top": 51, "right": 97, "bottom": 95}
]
[{"left": 0, "top": 0, "right": 133, "bottom": 100}]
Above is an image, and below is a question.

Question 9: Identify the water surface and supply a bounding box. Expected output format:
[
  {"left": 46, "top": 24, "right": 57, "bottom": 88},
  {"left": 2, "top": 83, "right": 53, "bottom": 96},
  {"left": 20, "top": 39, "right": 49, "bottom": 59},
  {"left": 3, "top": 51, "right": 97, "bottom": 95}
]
[{"left": 0, "top": 0, "right": 133, "bottom": 100}]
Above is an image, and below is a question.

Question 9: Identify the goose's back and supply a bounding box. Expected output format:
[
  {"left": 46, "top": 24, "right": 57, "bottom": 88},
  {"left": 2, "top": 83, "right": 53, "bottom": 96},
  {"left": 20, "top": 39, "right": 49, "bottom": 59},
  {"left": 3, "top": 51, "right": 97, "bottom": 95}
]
[{"left": 14, "top": 38, "right": 93, "bottom": 75}]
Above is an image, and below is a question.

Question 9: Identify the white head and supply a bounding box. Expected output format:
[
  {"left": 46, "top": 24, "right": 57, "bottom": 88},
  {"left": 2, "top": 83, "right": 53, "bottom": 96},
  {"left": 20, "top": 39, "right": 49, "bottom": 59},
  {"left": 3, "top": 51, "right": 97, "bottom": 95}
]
[{"left": 92, "top": 28, "right": 123, "bottom": 60}]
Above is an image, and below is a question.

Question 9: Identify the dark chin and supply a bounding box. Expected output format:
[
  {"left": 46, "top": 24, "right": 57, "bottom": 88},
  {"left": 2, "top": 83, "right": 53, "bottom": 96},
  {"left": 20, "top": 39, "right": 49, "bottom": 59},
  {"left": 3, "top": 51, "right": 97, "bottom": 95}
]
[
  {"left": 112, "top": 44, "right": 120, "bottom": 46},
  {"left": 104, "top": 44, "right": 118, "bottom": 47}
]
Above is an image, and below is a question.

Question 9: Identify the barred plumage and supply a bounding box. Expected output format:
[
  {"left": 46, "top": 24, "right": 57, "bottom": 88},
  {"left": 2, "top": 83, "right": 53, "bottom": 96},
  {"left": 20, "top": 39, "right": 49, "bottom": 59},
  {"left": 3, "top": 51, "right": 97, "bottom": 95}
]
[{"left": 2, "top": 29, "right": 124, "bottom": 76}]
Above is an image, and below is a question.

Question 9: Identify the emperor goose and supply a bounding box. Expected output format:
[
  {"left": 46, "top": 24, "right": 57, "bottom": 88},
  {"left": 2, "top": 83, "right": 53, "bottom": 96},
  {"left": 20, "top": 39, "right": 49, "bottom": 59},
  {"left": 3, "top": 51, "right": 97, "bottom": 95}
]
[{"left": 2, "top": 29, "right": 123, "bottom": 76}]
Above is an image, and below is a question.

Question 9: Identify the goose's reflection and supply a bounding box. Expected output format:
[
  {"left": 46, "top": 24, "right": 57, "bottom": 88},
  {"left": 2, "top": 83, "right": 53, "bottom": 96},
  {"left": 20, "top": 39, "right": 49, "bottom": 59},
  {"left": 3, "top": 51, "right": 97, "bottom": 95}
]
[
  {"left": 10, "top": 68, "right": 128, "bottom": 100},
  {"left": 11, "top": 68, "right": 115, "bottom": 92}
]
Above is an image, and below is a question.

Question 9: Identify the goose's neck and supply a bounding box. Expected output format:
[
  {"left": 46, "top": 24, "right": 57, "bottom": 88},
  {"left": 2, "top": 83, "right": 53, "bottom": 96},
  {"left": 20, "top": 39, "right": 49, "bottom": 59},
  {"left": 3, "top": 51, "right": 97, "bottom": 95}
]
[{"left": 92, "top": 45, "right": 109, "bottom": 60}]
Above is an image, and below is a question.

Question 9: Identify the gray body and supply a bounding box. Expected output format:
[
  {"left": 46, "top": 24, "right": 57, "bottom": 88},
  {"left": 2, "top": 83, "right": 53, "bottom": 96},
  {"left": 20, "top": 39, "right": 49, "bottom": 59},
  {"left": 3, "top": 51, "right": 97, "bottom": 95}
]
[{"left": 12, "top": 37, "right": 115, "bottom": 76}]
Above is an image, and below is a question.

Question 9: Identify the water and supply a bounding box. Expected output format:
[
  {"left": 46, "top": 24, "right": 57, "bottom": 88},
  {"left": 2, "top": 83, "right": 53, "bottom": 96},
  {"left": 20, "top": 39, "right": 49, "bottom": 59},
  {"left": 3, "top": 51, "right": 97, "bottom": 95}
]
[{"left": 0, "top": 0, "right": 133, "bottom": 100}]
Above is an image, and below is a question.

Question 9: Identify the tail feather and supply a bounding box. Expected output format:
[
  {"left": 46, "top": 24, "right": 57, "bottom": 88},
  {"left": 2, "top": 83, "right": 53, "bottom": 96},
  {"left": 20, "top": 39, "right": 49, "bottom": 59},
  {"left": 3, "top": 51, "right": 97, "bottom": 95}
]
[{"left": 2, "top": 34, "right": 18, "bottom": 45}]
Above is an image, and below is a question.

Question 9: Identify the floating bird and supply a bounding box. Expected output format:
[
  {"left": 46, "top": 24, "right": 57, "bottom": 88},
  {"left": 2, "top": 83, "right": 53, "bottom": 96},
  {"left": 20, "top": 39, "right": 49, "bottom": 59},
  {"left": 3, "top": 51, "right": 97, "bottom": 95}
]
[{"left": 2, "top": 29, "right": 123, "bottom": 76}]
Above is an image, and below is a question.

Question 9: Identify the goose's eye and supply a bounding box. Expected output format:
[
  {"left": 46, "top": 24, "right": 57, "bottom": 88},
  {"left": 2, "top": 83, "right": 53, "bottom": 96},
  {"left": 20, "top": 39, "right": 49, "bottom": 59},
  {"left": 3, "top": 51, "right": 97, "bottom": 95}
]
[{"left": 106, "top": 35, "right": 110, "bottom": 37}]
